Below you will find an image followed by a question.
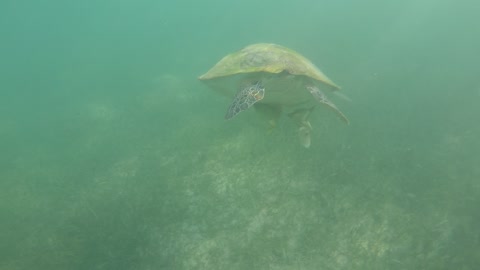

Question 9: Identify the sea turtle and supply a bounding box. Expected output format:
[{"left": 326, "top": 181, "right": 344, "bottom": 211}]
[{"left": 198, "top": 43, "right": 348, "bottom": 148}]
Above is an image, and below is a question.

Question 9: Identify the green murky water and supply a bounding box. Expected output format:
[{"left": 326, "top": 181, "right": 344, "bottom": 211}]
[{"left": 1, "top": 0, "right": 479, "bottom": 269}]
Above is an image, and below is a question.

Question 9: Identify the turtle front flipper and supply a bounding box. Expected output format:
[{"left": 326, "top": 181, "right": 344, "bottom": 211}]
[
  {"left": 225, "top": 81, "right": 265, "bottom": 119},
  {"left": 306, "top": 85, "right": 349, "bottom": 124}
]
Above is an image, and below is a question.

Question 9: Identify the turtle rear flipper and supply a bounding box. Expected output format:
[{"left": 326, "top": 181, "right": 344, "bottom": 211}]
[
  {"left": 225, "top": 81, "right": 265, "bottom": 119},
  {"left": 306, "top": 85, "right": 349, "bottom": 124},
  {"left": 253, "top": 103, "right": 282, "bottom": 132},
  {"left": 288, "top": 108, "right": 314, "bottom": 148}
]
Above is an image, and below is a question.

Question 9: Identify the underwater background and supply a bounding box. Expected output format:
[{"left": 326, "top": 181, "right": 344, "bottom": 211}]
[{"left": 1, "top": 0, "right": 479, "bottom": 269}]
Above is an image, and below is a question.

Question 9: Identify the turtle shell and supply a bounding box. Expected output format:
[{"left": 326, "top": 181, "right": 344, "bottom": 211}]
[{"left": 198, "top": 43, "right": 340, "bottom": 90}]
